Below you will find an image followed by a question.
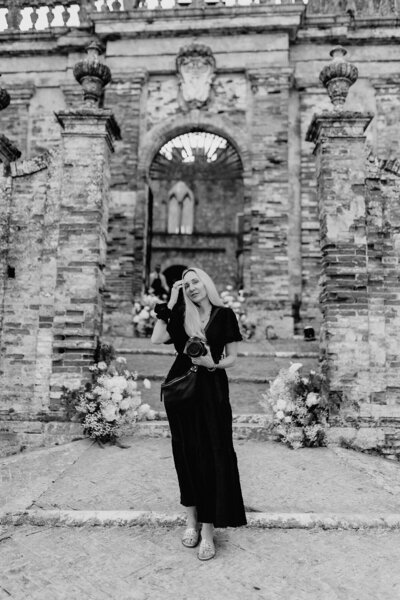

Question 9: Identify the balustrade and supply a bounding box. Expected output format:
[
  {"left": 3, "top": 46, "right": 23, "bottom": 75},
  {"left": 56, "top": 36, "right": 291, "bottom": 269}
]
[{"left": 0, "top": 0, "right": 305, "bottom": 32}]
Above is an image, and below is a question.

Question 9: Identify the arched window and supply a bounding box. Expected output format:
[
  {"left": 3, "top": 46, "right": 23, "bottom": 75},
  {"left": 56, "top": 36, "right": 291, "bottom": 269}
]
[{"left": 167, "top": 181, "right": 194, "bottom": 234}]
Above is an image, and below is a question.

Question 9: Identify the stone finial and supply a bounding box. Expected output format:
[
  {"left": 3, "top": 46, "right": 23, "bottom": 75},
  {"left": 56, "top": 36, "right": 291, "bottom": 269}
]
[
  {"left": 73, "top": 41, "right": 112, "bottom": 106},
  {"left": 319, "top": 46, "right": 358, "bottom": 110}
]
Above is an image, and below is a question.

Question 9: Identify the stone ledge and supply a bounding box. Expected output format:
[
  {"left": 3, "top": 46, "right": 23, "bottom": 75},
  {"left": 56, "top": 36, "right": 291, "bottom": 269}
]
[{"left": 2, "top": 509, "right": 400, "bottom": 530}]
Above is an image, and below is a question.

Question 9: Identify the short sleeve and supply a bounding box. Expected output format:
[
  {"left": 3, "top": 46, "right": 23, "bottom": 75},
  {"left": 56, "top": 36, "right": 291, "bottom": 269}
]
[
  {"left": 223, "top": 307, "right": 243, "bottom": 344},
  {"left": 165, "top": 304, "right": 187, "bottom": 350}
]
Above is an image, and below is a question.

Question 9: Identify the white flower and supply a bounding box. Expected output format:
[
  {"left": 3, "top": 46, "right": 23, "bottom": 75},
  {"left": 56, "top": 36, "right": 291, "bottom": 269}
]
[
  {"left": 143, "top": 378, "right": 152, "bottom": 389},
  {"left": 284, "top": 416, "right": 292, "bottom": 423},
  {"left": 226, "top": 285, "right": 233, "bottom": 291},
  {"left": 276, "top": 398, "right": 287, "bottom": 411},
  {"left": 100, "top": 389, "right": 111, "bottom": 402},
  {"left": 116, "top": 357, "right": 127, "bottom": 364},
  {"left": 288, "top": 363, "right": 303, "bottom": 374},
  {"left": 101, "top": 404, "right": 117, "bottom": 422},
  {"left": 120, "top": 398, "right": 131, "bottom": 411},
  {"left": 133, "top": 315, "right": 140, "bottom": 323},
  {"left": 276, "top": 410, "right": 285, "bottom": 420},
  {"left": 112, "top": 391, "right": 123, "bottom": 404},
  {"left": 305, "top": 392, "right": 320, "bottom": 407},
  {"left": 97, "top": 361, "right": 107, "bottom": 371},
  {"left": 89, "top": 365, "right": 97, "bottom": 372},
  {"left": 126, "top": 380, "right": 138, "bottom": 394}
]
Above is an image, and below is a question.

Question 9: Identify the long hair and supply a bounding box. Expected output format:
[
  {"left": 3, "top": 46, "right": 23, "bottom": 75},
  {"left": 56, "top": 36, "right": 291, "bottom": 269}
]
[{"left": 182, "top": 267, "right": 224, "bottom": 338}]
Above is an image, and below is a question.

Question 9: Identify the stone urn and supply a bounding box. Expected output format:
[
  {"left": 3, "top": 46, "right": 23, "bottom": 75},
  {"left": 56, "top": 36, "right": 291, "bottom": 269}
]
[
  {"left": 319, "top": 46, "right": 358, "bottom": 110},
  {"left": 73, "top": 41, "right": 112, "bottom": 106}
]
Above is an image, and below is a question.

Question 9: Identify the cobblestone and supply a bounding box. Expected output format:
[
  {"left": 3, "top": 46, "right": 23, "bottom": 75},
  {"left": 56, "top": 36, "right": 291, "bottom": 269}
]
[{"left": 1, "top": 525, "right": 400, "bottom": 600}]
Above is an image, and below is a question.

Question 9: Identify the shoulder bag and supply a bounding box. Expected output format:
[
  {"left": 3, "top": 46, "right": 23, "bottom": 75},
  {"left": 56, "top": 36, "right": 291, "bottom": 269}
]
[{"left": 160, "top": 307, "right": 220, "bottom": 410}]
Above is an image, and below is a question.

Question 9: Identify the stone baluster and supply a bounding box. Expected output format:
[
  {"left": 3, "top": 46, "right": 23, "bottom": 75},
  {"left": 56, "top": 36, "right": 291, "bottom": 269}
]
[
  {"left": 111, "top": 0, "right": 122, "bottom": 10},
  {"left": 306, "top": 48, "right": 373, "bottom": 421},
  {"left": 5, "top": 0, "right": 23, "bottom": 30},
  {"left": 61, "top": 1, "right": 70, "bottom": 25},
  {"left": 46, "top": 2, "right": 56, "bottom": 27}
]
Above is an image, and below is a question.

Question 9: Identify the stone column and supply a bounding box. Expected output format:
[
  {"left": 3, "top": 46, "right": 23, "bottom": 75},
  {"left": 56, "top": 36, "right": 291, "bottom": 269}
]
[
  {"left": 104, "top": 70, "right": 148, "bottom": 306},
  {"left": 307, "top": 111, "right": 373, "bottom": 420},
  {"left": 246, "top": 67, "right": 293, "bottom": 337},
  {"left": 49, "top": 107, "right": 120, "bottom": 409}
]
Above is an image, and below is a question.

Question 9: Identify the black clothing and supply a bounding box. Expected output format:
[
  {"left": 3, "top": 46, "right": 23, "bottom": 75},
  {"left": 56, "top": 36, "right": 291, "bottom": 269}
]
[{"left": 164, "top": 304, "right": 247, "bottom": 528}]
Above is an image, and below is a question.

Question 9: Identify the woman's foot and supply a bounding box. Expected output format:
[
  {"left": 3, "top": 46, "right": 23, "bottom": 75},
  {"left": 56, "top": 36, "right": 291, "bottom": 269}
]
[
  {"left": 182, "top": 527, "right": 200, "bottom": 548},
  {"left": 198, "top": 522, "right": 215, "bottom": 560},
  {"left": 197, "top": 538, "right": 216, "bottom": 561}
]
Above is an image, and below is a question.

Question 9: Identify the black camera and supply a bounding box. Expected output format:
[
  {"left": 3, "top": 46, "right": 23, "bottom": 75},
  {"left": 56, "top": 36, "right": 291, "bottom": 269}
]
[{"left": 184, "top": 337, "right": 208, "bottom": 358}]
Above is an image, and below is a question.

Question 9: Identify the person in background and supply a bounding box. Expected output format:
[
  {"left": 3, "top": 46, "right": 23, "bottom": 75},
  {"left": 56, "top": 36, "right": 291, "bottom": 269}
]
[{"left": 149, "top": 264, "right": 169, "bottom": 300}]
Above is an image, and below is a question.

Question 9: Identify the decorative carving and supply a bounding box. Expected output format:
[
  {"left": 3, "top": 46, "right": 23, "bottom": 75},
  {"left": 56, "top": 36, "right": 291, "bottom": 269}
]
[
  {"left": 73, "top": 41, "right": 112, "bottom": 106},
  {"left": 176, "top": 43, "right": 216, "bottom": 109},
  {"left": 319, "top": 46, "right": 358, "bottom": 110}
]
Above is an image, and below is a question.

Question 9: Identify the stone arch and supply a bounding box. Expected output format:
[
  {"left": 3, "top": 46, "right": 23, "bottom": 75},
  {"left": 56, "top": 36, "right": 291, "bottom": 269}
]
[
  {"left": 134, "top": 111, "right": 251, "bottom": 297},
  {"left": 138, "top": 111, "right": 251, "bottom": 179}
]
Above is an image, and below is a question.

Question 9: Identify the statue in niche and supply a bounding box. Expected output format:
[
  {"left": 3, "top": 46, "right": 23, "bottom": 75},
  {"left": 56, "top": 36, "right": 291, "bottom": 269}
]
[
  {"left": 176, "top": 43, "right": 216, "bottom": 109},
  {"left": 167, "top": 181, "right": 195, "bottom": 234}
]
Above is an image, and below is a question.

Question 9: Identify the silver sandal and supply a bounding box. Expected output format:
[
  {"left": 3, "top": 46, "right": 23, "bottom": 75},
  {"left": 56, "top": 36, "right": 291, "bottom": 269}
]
[
  {"left": 197, "top": 539, "right": 216, "bottom": 561},
  {"left": 182, "top": 527, "right": 200, "bottom": 548}
]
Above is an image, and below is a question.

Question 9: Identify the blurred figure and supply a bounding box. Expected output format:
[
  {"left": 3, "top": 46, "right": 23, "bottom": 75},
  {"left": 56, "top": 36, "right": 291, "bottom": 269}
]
[{"left": 149, "top": 264, "right": 169, "bottom": 300}]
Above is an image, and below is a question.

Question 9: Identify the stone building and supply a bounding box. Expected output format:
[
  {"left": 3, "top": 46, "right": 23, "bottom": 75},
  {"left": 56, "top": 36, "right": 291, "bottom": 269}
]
[{"left": 2, "top": 0, "right": 400, "bottom": 452}]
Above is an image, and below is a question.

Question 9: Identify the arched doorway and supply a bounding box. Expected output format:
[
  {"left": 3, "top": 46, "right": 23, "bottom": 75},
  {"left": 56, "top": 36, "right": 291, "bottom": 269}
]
[{"left": 145, "top": 129, "right": 244, "bottom": 290}]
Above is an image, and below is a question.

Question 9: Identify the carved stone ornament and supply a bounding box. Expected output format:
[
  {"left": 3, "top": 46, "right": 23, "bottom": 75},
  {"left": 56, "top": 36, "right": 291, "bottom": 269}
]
[
  {"left": 319, "top": 46, "right": 358, "bottom": 110},
  {"left": 73, "top": 41, "right": 112, "bottom": 106},
  {"left": 176, "top": 43, "right": 216, "bottom": 109}
]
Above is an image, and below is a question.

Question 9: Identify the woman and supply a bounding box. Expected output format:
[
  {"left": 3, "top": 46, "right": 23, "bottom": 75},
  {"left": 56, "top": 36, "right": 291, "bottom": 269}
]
[{"left": 151, "top": 267, "right": 247, "bottom": 561}]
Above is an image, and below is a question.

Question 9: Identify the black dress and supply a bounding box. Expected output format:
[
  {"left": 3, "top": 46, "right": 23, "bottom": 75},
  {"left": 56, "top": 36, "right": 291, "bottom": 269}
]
[{"left": 164, "top": 304, "right": 247, "bottom": 528}]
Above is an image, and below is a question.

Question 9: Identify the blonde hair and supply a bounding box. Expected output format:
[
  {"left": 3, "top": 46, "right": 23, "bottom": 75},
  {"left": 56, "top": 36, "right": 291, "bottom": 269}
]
[{"left": 182, "top": 267, "right": 224, "bottom": 338}]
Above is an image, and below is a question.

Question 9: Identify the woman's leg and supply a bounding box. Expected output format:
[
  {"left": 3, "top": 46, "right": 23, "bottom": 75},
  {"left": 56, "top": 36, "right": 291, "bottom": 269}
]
[
  {"left": 186, "top": 506, "right": 198, "bottom": 529},
  {"left": 201, "top": 522, "right": 214, "bottom": 543}
]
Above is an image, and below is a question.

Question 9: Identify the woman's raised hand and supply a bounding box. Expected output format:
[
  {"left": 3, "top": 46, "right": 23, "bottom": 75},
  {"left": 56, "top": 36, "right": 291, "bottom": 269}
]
[{"left": 168, "top": 280, "right": 183, "bottom": 309}]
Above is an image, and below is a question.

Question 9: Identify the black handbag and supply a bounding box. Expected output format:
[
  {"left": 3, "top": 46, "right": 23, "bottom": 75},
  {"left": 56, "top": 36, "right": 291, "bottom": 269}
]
[
  {"left": 160, "top": 307, "right": 220, "bottom": 410},
  {"left": 160, "top": 365, "right": 198, "bottom": 409}
]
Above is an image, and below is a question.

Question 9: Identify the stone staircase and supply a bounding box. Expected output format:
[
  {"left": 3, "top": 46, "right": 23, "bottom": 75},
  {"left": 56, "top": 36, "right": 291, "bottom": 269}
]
[{"left": 108, "top": 337, "right": 320, "bottom": 416}]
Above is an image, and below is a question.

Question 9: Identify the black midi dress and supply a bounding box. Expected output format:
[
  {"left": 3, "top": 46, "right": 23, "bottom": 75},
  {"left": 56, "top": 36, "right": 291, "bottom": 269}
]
[{"left": 164, "top": 304, "right": 247, "bottom": 528}]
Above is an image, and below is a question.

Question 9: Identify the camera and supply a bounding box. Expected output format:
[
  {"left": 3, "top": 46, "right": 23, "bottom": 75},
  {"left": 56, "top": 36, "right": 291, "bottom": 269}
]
[{"left": 184, "top": 337, "right": 208, "bottom": 358}]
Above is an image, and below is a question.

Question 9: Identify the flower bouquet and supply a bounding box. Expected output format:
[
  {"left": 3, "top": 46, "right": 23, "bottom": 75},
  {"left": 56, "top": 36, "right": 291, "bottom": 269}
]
[
  {"left": 260, "top": 363, "right": 328, "bottom": 449},
  {"left": 132, "top": 293, "right": 159, "bottom": 337},
  {"left": 62, "top": 346, "right": 156, "bottom": 446},
  {"left": 220, "top": 285, "right": 255, "bottom": 340}
]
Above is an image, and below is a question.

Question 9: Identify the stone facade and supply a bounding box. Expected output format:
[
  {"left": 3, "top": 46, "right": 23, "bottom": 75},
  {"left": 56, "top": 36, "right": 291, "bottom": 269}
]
[{"left": 2, "top": 1, "right": 400, "bottom": 450}]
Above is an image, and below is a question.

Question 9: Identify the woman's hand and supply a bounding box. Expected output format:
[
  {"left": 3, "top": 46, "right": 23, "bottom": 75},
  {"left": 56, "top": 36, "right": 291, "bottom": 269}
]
[
  {"left": 191, "top": 346, "right": 216, "bottom": 370},
  {"left": 168, "top": 280, "right": 183, "bottom": 309}
]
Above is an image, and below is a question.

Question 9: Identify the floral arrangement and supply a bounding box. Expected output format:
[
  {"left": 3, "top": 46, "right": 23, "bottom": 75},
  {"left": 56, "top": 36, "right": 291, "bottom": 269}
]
[
  {"left": 132, "top": 293, "right": 159, "bottom": 337},
  {"left": 62, "top": 343, "right": 156, "bottom": 446},
  {"left": 260, "top": 363, "right": 328, "bottom": 449},
  {"left": 220, "top": 285, "right": 255, "bottom": 340}
]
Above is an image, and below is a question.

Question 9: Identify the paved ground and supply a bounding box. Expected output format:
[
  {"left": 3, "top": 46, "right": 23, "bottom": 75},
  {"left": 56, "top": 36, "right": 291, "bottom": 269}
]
[
  {"left": 2, "top": 436, "right": 400, "bottom": 598},
  {"left": 1, "top": 525, "right": 400, "bottom": 600}
]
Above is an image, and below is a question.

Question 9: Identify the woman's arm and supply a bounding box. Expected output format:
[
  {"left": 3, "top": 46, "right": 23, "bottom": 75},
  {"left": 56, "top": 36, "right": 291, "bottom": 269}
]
[
  {"left": 150, "top": 280, "right": 182, "bottom": 345},
  {"left": 151, "top": 318, "right": 170, "bottom": 344},
  {"left": 216, "top": 341, "right": 238, "bottom": 370}
]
